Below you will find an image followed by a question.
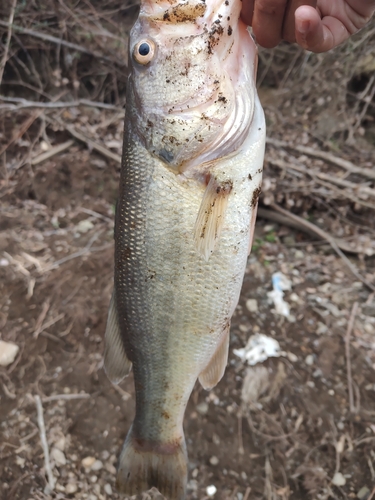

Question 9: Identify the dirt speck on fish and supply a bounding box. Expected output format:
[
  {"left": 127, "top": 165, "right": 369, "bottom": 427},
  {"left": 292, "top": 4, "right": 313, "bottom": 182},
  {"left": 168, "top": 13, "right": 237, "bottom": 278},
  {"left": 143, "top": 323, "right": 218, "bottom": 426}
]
[{"left": 103, "top": 0, "right": 266, "bottom": 498}]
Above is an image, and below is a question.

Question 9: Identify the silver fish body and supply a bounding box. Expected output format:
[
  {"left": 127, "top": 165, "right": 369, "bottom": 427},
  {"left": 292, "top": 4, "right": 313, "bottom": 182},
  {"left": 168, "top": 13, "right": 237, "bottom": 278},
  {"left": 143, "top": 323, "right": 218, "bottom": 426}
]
[{"left": 104, "top": 1, "right": 266, "bottom": 498}]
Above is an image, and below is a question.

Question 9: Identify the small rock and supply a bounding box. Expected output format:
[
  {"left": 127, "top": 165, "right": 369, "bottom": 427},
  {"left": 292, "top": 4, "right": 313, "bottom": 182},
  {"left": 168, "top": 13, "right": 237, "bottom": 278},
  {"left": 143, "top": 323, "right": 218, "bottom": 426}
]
[
  {"left": 76, "top": 219, "right": 94, "bottom": 234},
  {"left": 51, "top": 447, "right": 66, "bottom": 466},
  {"left": 287, "top": 352, "right": 298, "bottom": 363},
  {"left": 105, "top": 463, "right": 116, "bottom": 475},
  {"left": 245, "top": 299, "right": 258, "bottom": 313},
  {"left": 66, "top": 483, "right": 78, "bottom": 494},
  {"left": 196, "top": 402, "right": 209, "bottom": 416},
  {"left": 91, "top": 460, "right": 103, "bottom": 471},
  {"left": 364, "top": 323, "right": 374, "bottom": 334},
  {"left": 305, "top": 354, "right": 314, "bottom": 366},
  {"left": 104, "top": 484, "right": 112, "bottom": 495},
  {"left": 54, "top": 437, "right": 66, "bottom": 451},
  {"left": 332, "top": 472, "right": 346, "bottom": 486},
  {"left": 295, "top": 250, "right": 304, "bottom": 259},
  {"left": 357, "top": 486, "right": 370, "bottom": 499},
  {"left": 209, "top": 456, "right": 219, "bottom": 466},
  {"left": 81, "top": 456, "right": 96, "bottom": 469},
  {"left": 206, "top": 485, "right": 217, "bottom": 497},
  {"left": 0, "top": 341, "right": 19, "bottom": 367}
]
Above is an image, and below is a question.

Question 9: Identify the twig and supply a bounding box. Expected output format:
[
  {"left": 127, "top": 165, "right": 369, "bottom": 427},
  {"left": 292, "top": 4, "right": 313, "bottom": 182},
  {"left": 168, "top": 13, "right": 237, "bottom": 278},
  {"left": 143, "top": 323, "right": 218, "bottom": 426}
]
[
  {"left": 270, "top": 157, "right": 375, "bottom": 200},
  {"left": 368, "top": 486, "right": 375, "bottom": 500},
  {"left": 42, "top": 392, "right": 90, "bottom": 402},
  {"left": 345, "top": 302, "right": 358, "bottom": 414},
  {"left": 46, "top": 116, "right": 122, "bottom": 164},
  {"left": 257, "top": 207, "right": 366, "bottom": 254},
  {"left": 78, "top": 206, "right": 114, "bottom": 224},
  {"left": 270, "top": 204, "right": 375, "bottom": 293},
  {"left": 0, "top": 95, "right": 121, "bottom": 111},
  {"left": 0, "top": 20, "right": 117, "bottom": 64},
  {"left": 243, "top": 487, "right": 252, "bottom": 500},
  {"left": 31, "top": 140, "right": 74, "bottom": 166},
  {"left": 267, "top": 137, "right": 375, "bottom": 181},
  {"left": 43, "top": 230, "right": 103, "bottom": 272},
  {"left": 34, "top": 395, "right": 55, "bottom": 493},
  {"left": 33, "top": 300, "right": 51, "bottom": 339},
  {"left": 0, "top": 0, "right": 17, "bottom": 85}
]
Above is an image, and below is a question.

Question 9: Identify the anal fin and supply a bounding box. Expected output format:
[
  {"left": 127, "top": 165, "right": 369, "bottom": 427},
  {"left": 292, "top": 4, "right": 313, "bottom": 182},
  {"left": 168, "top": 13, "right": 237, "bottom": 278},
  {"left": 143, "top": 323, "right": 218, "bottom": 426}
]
[
  {"left": 194, "top": 176, "right": 232, "bottom": 261},
  {"left": 199, "top": 326, "right": 230, "bottom": 390},
  {"left": 104, "top": 290, "right": 132, "bottom": 384}
]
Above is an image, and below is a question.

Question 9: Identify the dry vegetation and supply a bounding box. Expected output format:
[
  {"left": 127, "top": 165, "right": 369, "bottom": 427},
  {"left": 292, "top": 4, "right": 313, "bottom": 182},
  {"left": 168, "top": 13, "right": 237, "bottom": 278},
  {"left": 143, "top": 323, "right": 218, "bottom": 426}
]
[{"left": 1, "top": 2, "right": 375, "bottom": 500}]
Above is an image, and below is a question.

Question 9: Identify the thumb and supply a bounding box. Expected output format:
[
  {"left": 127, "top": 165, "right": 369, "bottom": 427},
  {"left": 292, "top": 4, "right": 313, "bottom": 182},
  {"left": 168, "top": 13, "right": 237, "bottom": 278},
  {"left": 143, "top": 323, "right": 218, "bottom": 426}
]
[{"left": 295, "top": 6, "right": 350, "bottom": 52}]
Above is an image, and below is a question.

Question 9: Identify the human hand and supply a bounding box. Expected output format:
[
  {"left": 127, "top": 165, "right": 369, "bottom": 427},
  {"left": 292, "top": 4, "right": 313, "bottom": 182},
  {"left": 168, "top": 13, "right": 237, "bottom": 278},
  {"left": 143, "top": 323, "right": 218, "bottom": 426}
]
[{"left": 241, "top": 0, "right": 375, "bottom": 52}]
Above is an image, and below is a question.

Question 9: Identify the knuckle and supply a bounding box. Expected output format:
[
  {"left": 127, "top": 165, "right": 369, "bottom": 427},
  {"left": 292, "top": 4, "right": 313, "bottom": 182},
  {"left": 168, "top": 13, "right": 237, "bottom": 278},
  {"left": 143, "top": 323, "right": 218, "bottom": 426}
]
[{"left": 256, "top": 0, "right": 287, "bottom": 16}]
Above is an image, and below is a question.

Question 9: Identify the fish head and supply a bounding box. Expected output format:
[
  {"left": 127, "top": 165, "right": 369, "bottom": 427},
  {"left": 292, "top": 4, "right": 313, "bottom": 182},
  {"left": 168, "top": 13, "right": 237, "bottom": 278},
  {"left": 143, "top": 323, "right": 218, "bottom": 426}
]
[{"left": 127, "top": 0, "right": 258, "bottom": 173}]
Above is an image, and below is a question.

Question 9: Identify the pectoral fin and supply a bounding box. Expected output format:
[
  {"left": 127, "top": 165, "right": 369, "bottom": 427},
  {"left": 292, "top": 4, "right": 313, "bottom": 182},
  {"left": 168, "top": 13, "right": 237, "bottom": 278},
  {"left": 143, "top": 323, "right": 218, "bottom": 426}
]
[
  {"left": 199, "top": 326, "right": 230, "bottom": 390},
  {"left": 194, "top": 176, "right": 232, "bottom": 261},
  {"left": 104, "top": 290, "right": 132, "bottom": 384}
]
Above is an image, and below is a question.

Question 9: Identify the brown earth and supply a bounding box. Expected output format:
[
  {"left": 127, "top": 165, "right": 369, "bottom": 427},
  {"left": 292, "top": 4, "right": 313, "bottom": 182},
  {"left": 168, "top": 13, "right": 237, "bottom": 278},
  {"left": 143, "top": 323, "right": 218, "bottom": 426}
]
[{"left": 1, "top": 3, "right": 375, "bottom": 499}]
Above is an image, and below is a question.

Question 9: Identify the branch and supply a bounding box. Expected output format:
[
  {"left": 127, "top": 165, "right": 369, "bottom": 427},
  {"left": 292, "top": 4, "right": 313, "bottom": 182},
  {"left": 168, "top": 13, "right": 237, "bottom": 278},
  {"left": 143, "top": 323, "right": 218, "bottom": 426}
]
[
  {"left": 267, "top": 137, "right": 375, "bottom": 181},
  {"left": 269, "top": 204, "right": 375, "bottom": 293},
  {"left": 0, "top": 0, "right": 17, "bottom": 85},
  {"left": 0, "top": 20, "right": 117, "bottom": 65},
  {"left": 0, "top": 95, "right": 121, "bottom": 111},
  {"left": 34, "top": 395, "right": 56, "bottom": 493}
]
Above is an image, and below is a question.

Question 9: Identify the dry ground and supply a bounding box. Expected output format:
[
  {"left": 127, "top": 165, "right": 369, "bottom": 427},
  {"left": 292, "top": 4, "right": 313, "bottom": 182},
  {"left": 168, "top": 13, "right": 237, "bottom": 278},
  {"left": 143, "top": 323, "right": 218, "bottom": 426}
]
[{"left": 1, "top": 2, "right": 375, "bottom": 500}]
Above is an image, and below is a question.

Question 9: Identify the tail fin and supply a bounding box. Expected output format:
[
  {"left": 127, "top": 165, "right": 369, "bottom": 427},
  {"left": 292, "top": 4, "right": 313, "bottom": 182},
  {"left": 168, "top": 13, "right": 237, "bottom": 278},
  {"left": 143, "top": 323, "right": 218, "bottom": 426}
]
[{"left": 116, "top": 427, "right": 188, "bottom": 500}]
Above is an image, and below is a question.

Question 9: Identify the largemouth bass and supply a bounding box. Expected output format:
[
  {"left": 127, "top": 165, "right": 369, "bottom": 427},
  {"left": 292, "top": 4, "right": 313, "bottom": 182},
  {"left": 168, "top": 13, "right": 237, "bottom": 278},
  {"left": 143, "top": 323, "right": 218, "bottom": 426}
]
[{"left": 104, "top": 0, "right": 266, "bottom": 498}]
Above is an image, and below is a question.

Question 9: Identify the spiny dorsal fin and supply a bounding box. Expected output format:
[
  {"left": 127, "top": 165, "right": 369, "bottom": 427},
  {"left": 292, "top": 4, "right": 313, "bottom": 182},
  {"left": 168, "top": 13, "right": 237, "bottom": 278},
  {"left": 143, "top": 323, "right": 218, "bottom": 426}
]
[
  {"left": 104, "top": 290, "right": 132, "bottom": 384},
  {"left": 194, "top": 176, "right": 232, "bottom": 261},
  {"left": 199, "top": 325, "right": 230, "bottom": 390}
]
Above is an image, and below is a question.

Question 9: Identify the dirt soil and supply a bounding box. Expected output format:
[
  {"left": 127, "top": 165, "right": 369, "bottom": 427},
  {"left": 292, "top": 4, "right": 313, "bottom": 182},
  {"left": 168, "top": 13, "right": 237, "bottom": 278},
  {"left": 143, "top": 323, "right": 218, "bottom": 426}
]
[
  {"left": 1, "top": 130, "right": 375, "bottom": 500},
  {"left": 1, "top": 7, "right": 375, "bottom": 498}
]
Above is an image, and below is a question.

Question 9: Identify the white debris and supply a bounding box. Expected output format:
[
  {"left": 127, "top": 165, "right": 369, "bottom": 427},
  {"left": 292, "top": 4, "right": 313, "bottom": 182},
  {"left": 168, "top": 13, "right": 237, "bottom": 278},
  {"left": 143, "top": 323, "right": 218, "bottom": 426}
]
[
  {"left": 51, "top": 447, "right": 66, "bottom": 466},
  {"left": 331, "top": 472, "right": 346, "bottom": 486},
  {"left": 206, "top": 485, "right": 217, "bottom": 497},
  {"left": 245, "top": 299, "right": 258, "bottom": 313},
  {"left": 104, "top": 484, "right": 113, "bottom": 495},
  {"left": 76, "top": 219, "right": 94, "bottom": 234},
  {"left": 209, "top": 456, "right": 219, "bottom": 466},
  {"left": 0, "top": 341, "right": 19, "bottom": 367},
  {"left": 0, "top": 258, "right": 9, "bottom": 266},
  {"left": 267, "top": 272, "right": 292, "bottom": 317},
  {"left": 305, "top": 354, "right": 314, "bottom": 366},
  {"left": 233, "top": 333, "right": 284, "bottom": 366},
  {"left": 241, "top": 366, "right": 270, "bottom": 405}
]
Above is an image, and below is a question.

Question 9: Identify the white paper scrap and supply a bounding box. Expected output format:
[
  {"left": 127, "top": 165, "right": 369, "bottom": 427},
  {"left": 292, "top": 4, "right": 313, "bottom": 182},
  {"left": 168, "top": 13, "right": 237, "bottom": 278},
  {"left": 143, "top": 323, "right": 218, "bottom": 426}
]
[{"left": 233, "top": 333, "right": 284, "bottom": 366}]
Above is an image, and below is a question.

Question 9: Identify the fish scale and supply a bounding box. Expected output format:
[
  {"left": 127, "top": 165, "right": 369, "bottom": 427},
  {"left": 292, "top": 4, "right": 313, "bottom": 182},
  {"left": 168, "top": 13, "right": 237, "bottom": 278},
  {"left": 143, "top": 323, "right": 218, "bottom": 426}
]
[{"left": 104, "top": 0, "right": 266, "bottom": 498}]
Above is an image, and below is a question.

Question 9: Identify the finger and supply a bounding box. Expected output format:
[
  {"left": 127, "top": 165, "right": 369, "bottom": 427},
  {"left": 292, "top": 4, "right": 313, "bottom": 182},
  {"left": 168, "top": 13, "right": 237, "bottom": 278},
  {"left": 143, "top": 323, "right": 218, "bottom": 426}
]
[
  {"left": 295, "top": 6, "right": 350, "bottom": 53},
  {"left": 241, "top": 0, "right": 256, "bottom": 26},
  {"left": 282, "top": 0, "right": 317, "bottom": 43},
  {"left": 251, "top": 0, "right": 289, "bottom": 48}
]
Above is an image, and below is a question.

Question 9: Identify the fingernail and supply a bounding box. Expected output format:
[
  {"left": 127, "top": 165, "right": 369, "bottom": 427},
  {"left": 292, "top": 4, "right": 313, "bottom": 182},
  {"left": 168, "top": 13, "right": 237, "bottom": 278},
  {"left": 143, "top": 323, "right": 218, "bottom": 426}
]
[{"left": 298, "top": 20, "right": 310, "bottom": 34}]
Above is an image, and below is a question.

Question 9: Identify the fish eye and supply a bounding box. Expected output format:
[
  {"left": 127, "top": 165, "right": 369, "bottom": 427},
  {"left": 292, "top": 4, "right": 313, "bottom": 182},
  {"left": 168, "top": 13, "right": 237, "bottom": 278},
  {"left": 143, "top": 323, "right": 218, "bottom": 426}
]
[{"left": 133, "top": 39, "right": 156, "bottom": 65}]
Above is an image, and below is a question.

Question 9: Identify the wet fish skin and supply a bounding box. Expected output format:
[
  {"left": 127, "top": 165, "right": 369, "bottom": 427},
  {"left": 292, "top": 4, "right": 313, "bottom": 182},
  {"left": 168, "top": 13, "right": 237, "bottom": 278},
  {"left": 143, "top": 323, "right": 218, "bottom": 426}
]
[{"left": 104, "top": 1, "right": 266, "bottom": 498}]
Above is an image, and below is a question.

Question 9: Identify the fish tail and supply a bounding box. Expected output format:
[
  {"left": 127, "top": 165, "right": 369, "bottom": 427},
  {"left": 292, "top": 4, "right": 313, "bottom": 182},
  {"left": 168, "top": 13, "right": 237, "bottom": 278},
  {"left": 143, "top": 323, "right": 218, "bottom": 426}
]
[{"left": 116, "top": 426, "right": 188, "bottom": 500}]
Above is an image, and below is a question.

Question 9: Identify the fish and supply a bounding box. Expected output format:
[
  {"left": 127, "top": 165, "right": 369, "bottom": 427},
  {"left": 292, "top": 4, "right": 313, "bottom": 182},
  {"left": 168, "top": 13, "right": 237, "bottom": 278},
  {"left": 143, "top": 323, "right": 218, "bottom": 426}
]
[{"left": 103, "top": 0, "right": 266, "bottom": 498}]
